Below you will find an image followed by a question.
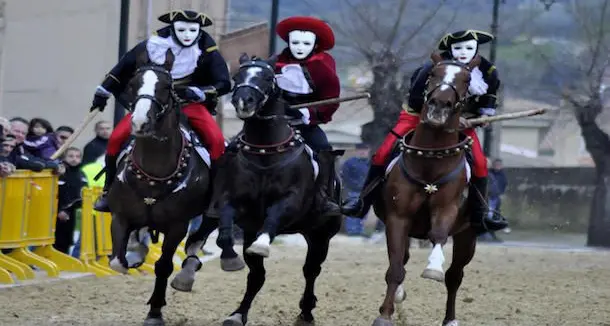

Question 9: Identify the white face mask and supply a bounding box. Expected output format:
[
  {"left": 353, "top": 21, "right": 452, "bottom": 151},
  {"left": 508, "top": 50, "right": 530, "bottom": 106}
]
[
  {"left": 288, "top": 31, "right": 316, "bottom": 60},
  {"left": 173, "top": 21, "right": 200, "bottom": 47},
  {"left": 450, "top": 39, "right": 478, "bottom": 64}
]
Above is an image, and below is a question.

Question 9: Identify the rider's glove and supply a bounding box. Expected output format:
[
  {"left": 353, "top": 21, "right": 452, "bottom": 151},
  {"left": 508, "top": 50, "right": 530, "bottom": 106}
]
[{"left": 91, "top": 86, "right": 111, "bottom": 112}]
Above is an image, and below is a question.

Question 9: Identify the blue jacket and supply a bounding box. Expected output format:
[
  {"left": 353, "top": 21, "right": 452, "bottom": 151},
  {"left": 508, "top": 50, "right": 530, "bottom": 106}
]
[
  {"left": 341, "top": 157, "right": 369, "bottom": 191},
  {"left": 489, "top": 169, "right": 507, "bottom": 198}
]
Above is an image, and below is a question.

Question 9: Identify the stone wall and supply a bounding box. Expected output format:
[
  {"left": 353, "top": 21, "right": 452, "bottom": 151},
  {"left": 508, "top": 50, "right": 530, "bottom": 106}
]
[{"left": 501, "top": 167, "right": 596, "bottom": 232}]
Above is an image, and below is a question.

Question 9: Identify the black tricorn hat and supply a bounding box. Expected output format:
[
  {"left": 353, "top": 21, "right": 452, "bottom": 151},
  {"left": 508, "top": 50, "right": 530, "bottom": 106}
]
[
  {"left": 438, "top": 30, "right": 494, "bottom": 51},
  {"left": 158, "top": 10, "right": 213, "bottom": 27}
]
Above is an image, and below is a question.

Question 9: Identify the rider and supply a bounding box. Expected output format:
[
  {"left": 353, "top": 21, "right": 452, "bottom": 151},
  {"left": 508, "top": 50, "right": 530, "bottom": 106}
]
[
  {"left": 273, "top": 16, "right": 342, "bottom": 217},
  {"left": 342, "top": 30, "right": 508, "bottom": 234},
  {"left": 90, "top": 10, "right": 231, "bottom": 212}
]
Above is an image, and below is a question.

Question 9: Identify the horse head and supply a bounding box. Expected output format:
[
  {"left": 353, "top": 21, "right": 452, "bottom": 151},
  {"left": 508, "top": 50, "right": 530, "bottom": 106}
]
[
  {"left": 420, "top": 51, "right": 480, "bottom": 129},
  {"left": 232, "top": 53, "right": 278, "bottom": 120},
  {"left": 128, "top": 49, "right": 176, "bottom": 138}
]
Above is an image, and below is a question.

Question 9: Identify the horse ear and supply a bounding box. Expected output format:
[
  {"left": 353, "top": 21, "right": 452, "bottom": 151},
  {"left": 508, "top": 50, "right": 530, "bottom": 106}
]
[
  {"left": 267, "top": 54, "right": 278, "bottom": 67},
  {"left": 163, "top": 49, "right": 175, "bottom": 71},
  {"left": 136, "top": 49, "right": 150, "bottom": 67},
  {"left": 239, "top": 53, "right": 250, "bottom": 64},
  {"left": 430, "top": 51, "right": 443, "bottom": 64},
  {"left": 468, "top": 54, "right": 481, "bottom": 69}
]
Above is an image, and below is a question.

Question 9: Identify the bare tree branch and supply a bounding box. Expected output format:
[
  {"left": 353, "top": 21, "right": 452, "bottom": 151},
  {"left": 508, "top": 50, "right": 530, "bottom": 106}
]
[{"left": 385, "top": 0, "right": 409, "bottom": 48}]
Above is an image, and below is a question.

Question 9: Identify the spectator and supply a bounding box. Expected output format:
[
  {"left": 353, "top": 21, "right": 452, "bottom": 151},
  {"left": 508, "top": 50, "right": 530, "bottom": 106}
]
[
  {"left": 54, "top": 147, "right": 87, "bottom": 254},
  {"left": 0, "top": 124, "right": 16, "bottom": 177},
  {"left": 82, "top": 121, "right": 111, "bottom": 165},
  {"left": 23, "top": 118, "right": 59, "bottom": 160},
  {"left": 6, "top": 116, "right": 65, "bottom": 174},
  {"left": 55, "top": 126, "right": 74, "bottom": 146},
  {"left": 72, "top": 154, "right": 106, "bottom": 258},
  {"left": 9, "top": 117, "right": 28, "bottom": 145},
  {"left": 489, "top": 158, "right": 509, "bottom": 233},
  {"left": 341, "top": 145, "right": 371, "bottom": 237}
]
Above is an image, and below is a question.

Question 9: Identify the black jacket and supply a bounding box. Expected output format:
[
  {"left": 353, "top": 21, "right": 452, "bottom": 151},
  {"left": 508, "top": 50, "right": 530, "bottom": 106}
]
[
  {"left": 99, "top": 27, "right": 231, "bottom": 112},
  {"left": 407, "top": 52, "right": 500, "bottom": 117},
  {"left": 58, "top": 165, "right": 88, "bottom": 212}
]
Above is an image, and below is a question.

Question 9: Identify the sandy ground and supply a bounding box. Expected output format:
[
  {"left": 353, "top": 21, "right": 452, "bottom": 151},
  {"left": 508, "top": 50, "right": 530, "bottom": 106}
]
[{"left": 1, "top": 238, "right": 609, "bottom": 326}]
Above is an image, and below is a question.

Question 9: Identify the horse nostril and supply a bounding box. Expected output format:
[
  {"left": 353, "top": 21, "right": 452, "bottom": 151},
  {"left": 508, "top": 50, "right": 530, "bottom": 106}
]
[{"left": 246, "top": 97, "right": 255, "bottom": 104}]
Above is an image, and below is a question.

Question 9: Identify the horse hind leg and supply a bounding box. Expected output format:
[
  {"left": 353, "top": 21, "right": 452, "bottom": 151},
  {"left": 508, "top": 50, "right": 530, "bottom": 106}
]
[
  {"left": 109, "top": 215, "right": 131, "bottom": 274},
  {"left": 442, "top": 228, "right": 476, "bottom": 326},
  {"left": 215, "top": 204, "right": 245, "bottom": 271},
  {"left": 374, "top": 213, "right": 410, "bottom": 326},
  {"left": 145, "top": 224, "right": 188, "bottom": 326}
]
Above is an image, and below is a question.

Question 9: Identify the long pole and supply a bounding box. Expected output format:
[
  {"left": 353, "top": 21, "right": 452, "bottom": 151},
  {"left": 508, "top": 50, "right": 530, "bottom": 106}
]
[
  {"left": 268, "top": 0, "right": 280, "bottom": 57},
  {"left": 114, "top": 0, "right": 130, "bottom": 126},
  {"left": 484, "top": 0, "right": 501, "bottom": 157}
]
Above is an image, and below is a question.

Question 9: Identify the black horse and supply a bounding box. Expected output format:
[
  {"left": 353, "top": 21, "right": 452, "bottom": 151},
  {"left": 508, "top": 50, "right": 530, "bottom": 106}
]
[
  {"left": 211, "top": 54, "right": 343, "bottom": 326},
  {"left": 106, "top": 49, "right": 243, "bottom": 326}
]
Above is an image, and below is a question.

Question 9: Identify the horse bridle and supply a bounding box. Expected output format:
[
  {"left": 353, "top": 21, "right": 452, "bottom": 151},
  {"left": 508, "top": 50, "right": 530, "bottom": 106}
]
[
  {"left": 423, "top": 60, "right": 471, "bottom": 112},
  {"left": 233, "top": 60, "right": 277, "bottom": 113},
  {"left": 132, "top": 65, "right": 178, "bottom": 121}
]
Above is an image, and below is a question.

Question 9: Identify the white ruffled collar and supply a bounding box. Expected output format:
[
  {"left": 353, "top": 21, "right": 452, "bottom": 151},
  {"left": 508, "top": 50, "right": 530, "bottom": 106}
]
[{"left": 146, "top": 35, "right": 202, "bottom": 79}]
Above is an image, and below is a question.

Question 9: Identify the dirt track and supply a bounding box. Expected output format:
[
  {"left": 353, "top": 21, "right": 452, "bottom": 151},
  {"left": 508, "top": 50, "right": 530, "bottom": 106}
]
[{"left": 1, "top": 238, "right": 609, "bottom": 326}]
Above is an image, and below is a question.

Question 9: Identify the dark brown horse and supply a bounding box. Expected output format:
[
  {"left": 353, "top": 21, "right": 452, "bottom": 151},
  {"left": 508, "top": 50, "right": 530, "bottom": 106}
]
[
  {"left": 106, "top": 49, "right": 242, "bottom": 326},
  {"left": 371, "top": 52, "right": 480, "bottom": 326}
]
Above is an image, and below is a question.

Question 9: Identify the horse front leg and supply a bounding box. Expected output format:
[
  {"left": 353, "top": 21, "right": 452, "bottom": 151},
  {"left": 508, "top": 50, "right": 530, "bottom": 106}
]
[
  {"left": 245, "top": 192, "right": 299, "bottom": 257},
  {"left": 223, "top": 233, "right": 266, "bottom": 326},
  {"left": 421, "top": 205, "right": 459, "bottom": 283},
  {"left": 145, "top": 224, "right": 188, "bottom": 326},
  {"left": 298, "top": 217, "right": 340, "bottom": 325},
  {"left": 442, "top": 228, "right": 476, "bottom": 326},
  {"left": 374, "top": 212, "right": 410, "bottom": 326},
  {"left": 109, "top": 214, "right": 131, "bottom": 274}
]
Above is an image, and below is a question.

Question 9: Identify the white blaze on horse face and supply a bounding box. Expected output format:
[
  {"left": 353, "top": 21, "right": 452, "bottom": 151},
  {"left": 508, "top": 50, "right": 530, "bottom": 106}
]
[
  {"left": 173, "top": 21, "right": 200, "bottom": 47},
  {"left": 288, "top": 30, "right": 316, "bottom": 60},
  {"left": 451, "top": 39, "right": 478, "bottom": 64},
  {"left": 132, "top": 70, "right": 158, "bottom": 133},
  {"left": 440, "top": 65, "right": 462, "bottom": 91}
]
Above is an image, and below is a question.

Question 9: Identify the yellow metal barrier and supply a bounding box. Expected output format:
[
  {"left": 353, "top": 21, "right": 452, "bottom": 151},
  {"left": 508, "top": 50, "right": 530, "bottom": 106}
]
[
  {"left": 0, "top": 170, "right": 86, "bottom": 284},
  {"left": 0, "top": 173, "right": 193, "bottom": 284},
  {"left": 0, "top": 170, "right": 35, "bottom": 282}
]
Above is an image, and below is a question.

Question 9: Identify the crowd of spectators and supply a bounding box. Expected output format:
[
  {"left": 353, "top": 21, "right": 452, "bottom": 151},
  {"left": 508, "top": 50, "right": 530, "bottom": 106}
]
[{"left": 0, "top": 116, "right": 112, "bottom": 256}]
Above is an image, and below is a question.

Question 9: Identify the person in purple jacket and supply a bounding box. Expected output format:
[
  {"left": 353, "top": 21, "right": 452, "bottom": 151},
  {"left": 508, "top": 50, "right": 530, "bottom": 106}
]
[{"left": 23, "top": 117, "right": 60, "bottom": 160}]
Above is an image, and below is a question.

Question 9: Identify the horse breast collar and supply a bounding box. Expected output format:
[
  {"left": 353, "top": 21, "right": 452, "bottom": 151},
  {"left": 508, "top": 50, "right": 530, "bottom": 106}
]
[
  {"left": 236, "top": 128, "right": 304, "bottom": 155},
  {"left": 398, "top": 131, "right": 473, "bottom": 194}
]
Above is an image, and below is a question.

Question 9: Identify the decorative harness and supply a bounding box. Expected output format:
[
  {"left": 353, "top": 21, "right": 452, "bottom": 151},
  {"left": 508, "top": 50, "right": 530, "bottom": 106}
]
[
  {"left": 231, "top": 59, "right": 306, "bottom": 170},
  {"left": 398, "top": 60, "right": 473, "bottom": 194},
  {"left": 122, "top": 64, "right": 194, "bottom": 243}
]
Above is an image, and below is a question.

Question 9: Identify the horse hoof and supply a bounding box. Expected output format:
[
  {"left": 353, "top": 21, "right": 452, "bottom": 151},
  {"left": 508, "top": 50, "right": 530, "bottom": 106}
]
[
  {"left": 394, "top": 284, "right": 406, "bottom": 303},
  {"left": 170, "top": 270, "right": 195, "bottom": 292},
  {"left": 245, "top": 242, "right": 270, "bottom": 257},
  {"left": 372, "top": 316, "right": 394, "bottom": 326},
  {"left": 421, "top": 268, "right": 445, "bottom": 282},
  {"left": 221, "top": 256, "right": 246, "bottom": 272},
  {"left": 294, "top": 314, "right": 315, "bottom": 326},
  {"left": 222, "top": 313, "right": 244, "bottom": 326},
  {"left": 109, "top": 257, "right": 129, "bottom": 274},
  {"left": 143, "top": 317, "right": 165, "bottom": 326},
  {"left": 443, "top": 320, "right": 459, "bottom": 326}
]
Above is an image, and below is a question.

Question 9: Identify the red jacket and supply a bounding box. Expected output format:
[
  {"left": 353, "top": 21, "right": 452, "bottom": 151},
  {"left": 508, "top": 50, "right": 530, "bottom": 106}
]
[{"left": 276, "top": 48, "right": 340, "bottom": 124}]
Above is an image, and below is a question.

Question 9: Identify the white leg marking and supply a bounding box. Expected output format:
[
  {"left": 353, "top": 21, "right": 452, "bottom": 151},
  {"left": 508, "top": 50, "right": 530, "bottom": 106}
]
[
  {"left": 186, "top": 240, "right": 204, "bottom": 256},
  {"left": 109, "top": 257, "right": 129, "bottom": 274},
  {"left": 425, "top": 244, "right": 445, "bottom": 272},
  {"left": 245, "top": 233, "right": 271, "bottom": 257},
  {"left": 394, "top": 284, "right": 406, "bottom": 303},
  {"left": 131, "top": 70, "right": 158, "bottom": 132}
]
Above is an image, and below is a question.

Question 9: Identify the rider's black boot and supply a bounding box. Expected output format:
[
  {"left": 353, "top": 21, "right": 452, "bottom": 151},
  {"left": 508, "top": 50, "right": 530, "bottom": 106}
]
[
  {"left": 316, "top": 150, "right": 342, "bottom": 218},
  {"left": 93, "top": 155, "right": 118, "bottom": 212},
  {"left": 469, "top": 176, "right": 508, "bottom": 235},
  {"left": 341, "top": 165, "right": 385, "bottom": 218}
]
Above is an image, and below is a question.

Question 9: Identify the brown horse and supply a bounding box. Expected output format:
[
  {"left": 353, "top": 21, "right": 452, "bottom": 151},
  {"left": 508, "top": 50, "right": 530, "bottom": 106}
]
[
  {"left": 371, "top": 52, "right": 480, "bottom": 326},
  {"left": 106, "top": 49, "right": 242, "bottom": 326}
]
